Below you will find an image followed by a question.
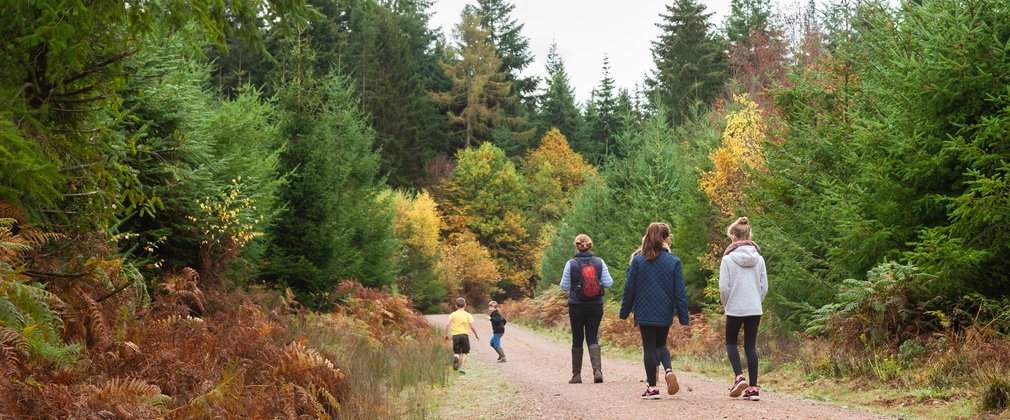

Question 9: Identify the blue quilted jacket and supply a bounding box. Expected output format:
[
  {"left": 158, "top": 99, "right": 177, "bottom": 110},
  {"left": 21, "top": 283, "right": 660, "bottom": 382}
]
[{"left": 619, "top": 250, "right": 690, "bottom": 327}]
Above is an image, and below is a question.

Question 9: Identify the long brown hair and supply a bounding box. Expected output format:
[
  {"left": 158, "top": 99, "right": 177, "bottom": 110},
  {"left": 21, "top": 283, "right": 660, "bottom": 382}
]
[{"left": 641, "top": 222, "right": 670, "bottom": 261}]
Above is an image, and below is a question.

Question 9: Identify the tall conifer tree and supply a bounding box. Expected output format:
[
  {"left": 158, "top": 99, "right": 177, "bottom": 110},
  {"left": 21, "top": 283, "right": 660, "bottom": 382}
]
[
  {"left": 537, "top": 40, "right": 582, "bottom": 146},
  {"left": 725, "top": 0, "right": 772, "bottom": 44},
  {"left": 647, "top": 0, "right": 727, "bottom": 125},
  {"left": 429, "top": 9, "right": 523, "bottom": 148},
  {"left": 265, "top": 38, "right": 395, "bottom": 298},
  {"left": 583, "top": 55, "right": 620, "bottom": 162}
]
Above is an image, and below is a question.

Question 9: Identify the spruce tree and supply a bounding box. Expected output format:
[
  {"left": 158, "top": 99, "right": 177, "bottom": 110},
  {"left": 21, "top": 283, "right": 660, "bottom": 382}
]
[
  {"left": 474, "top": 0, "right": 537, "bottom": 107},
  {"left": 265, "top": 39, "right": 395, "bottom": 300},
  {"left": 537, "top": 40, "right": 582, "bottom": 147},
  {"left": 473, "top": 0, "right": 537, "bottom": 155},
  {"left": 583, "top": 55, "right": 620, "bottom": 162},
  {"left": 647, "top": 0, "right": 727, "bottom": 126},
  {"left": 725, "top": 0, "right": 772, "bottom": 44},
  {"left": 302, "top": 0, "right": 451, "bottom": 187}
]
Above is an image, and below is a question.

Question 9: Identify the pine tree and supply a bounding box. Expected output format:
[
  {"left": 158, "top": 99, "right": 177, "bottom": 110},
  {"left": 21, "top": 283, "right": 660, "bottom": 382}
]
[
  {"left": 264, "top": 39, "right": 395, "bottom": 299},
  {"left": 583, "top": 55, "right": 620, "bottom": 162},
  {"left": 537, "top": 40, "right": 582, "bottom": 146},
  {"left": 724, "top": 0, "right": 788, "bottom": 110},
  {"left": 725, "top": 0, "right": 772, "bottom": 44},
  {"left": 300, "top": 0, "right": 451, "bottom": 187},
  {"left": 474, "top": 0, "right": 537, "bottom": 107},
  {"left": 647, "top": 0, "right": 727, "bottom": 126},
  {"left": 429, "top": 8, "right": 523, "bottom": 148}
]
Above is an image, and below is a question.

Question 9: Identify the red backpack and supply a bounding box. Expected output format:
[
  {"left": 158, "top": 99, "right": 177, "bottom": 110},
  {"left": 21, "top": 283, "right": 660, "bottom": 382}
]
[{"left": 572, "top": 258, "right": 602, "bottom": 301}]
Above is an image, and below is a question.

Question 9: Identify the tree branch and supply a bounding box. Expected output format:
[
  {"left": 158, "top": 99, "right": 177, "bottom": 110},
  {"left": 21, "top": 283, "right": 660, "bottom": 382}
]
[
  {"left": 96, "top": 280, "right": 136, "bottom": 303},
  {"left": 49, "top": 94, "right": 109, "bottom": 104},
  {"left": 41, "top": 209, "right": 78, "bottom": 214},
  {"left": 63, "top": 190, "right": 102, "bottom": 197},
  {"left": 59, "top": 162, "right": 97, "bottom": 173},
  {"left": 60, "top": 50, "right": 139, "bottom": 86},
  {"left": 24, "top": 269, "right": 88, "bottom": 279},
  {"left": 51, "top": 84, "right": 97, "bottom": 98}
]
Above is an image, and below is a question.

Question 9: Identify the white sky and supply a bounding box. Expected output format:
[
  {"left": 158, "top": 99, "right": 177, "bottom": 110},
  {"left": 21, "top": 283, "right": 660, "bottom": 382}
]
[{"left": 428, "top": 0, "right": 744, "bottom": 104}]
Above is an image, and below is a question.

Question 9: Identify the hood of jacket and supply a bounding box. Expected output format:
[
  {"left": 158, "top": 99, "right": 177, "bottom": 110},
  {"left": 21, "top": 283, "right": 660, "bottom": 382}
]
[{"left": 728, "top": 246, "right": 760, "bottom": 268}]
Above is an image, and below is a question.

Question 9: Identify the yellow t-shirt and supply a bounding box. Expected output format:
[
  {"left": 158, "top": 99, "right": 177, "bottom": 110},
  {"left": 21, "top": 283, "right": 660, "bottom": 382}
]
[{"left": 448, "top": 309, "right": 475, "bottom": 336}]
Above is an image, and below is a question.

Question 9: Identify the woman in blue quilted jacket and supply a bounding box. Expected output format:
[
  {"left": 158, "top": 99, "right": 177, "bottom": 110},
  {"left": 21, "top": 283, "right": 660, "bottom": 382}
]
[{"left": 620, "top": 222, "right": 690, "bottom": 400}]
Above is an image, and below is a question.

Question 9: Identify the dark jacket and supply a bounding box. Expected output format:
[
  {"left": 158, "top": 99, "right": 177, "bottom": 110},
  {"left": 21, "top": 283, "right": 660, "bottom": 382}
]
[
  {"left": 560, "top": 252, "right": 614, "bottom": 305},
  {"left": 619, "top": 250, "right": 690, "bottom": 327},
  {"left": 490, "top": 310, "right": 506, "bottom": 334}
]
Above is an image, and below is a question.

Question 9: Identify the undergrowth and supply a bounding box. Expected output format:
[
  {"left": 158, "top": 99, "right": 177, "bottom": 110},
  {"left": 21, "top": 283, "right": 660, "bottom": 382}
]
[{"left": 0, "top": 214, "right": 447, "bottom": 418}]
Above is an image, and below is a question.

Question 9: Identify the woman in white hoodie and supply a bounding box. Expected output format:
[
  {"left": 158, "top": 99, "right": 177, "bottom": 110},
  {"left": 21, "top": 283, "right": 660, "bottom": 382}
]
[{"left": 719, "top": 217, "right": 768, "bottom": 401}]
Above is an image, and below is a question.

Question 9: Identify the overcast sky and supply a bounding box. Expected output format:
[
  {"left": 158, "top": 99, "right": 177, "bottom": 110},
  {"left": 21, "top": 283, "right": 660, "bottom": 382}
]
[{"left": 428, "top": 0, "right": 754, "bottom": 104}]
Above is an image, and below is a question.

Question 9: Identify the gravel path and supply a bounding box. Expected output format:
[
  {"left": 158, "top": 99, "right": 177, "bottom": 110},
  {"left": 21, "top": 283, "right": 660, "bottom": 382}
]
[{"left": 427, "top": 314, "right": 889, "bottom": 419}]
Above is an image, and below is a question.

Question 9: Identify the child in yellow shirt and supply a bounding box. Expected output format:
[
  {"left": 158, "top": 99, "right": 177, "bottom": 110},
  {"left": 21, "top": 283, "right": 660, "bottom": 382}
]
[{"left": 444, "top": 297, "right": 480, "bottom": 374}]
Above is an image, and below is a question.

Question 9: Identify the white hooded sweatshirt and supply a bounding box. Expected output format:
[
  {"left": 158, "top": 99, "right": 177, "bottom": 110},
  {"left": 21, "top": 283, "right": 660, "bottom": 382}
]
[{"left": 719, "top": 245, "right": 768, "bottom": 317}]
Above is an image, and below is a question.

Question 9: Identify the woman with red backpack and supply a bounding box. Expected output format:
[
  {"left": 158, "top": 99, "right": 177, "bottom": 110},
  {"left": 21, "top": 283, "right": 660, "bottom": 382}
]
[{"left": 560, "top": 234, "right": 613, "bottom": 384}]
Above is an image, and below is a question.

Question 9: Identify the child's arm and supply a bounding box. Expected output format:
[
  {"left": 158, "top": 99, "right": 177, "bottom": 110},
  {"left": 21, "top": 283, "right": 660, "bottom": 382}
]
[
  {"left": 469, "top": 321, "right": 480, "bottom": 340},
  {"left": 444, "top": 318, "right": 451, "bottom": 339}
]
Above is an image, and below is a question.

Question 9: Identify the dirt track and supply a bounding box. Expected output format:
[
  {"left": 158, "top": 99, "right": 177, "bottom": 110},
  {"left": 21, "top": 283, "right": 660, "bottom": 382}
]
[{"left": 427, "top": 314, "right": 888, "bottom": 419}]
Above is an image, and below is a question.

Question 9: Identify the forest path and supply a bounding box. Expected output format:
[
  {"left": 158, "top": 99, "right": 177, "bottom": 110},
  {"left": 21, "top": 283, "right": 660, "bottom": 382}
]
[{"left": 426, "top": 314, "right": 889, "bottom": 419}]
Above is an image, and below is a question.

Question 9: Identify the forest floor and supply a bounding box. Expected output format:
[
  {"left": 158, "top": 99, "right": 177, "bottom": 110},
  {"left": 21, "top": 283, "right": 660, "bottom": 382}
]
[{"left": 426, "top": 314, "right": 891, "bottom": 419}]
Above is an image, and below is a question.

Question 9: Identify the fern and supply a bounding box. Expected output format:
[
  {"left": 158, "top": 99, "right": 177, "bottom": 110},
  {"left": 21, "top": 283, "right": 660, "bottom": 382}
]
[
  {"left": 0, "top": 219, "right": 82, "bottom": 368},
  {"left": 94, "top": 377, "right": 171, "bottom": 409},
  {"left": 79, "top": 289, "right": 110, "bottom": 344}
]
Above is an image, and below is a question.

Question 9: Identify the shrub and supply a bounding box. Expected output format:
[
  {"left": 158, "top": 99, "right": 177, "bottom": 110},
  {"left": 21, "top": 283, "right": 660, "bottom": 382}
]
[
  {"left": 977, "top": 370, "right": 1010, "bottom": 413},
  {"left": 806, "top": 262, "right": 937, "bottom": 350},
  {"left": 438, "top": 232, "right": 501, "bottom": 308}
]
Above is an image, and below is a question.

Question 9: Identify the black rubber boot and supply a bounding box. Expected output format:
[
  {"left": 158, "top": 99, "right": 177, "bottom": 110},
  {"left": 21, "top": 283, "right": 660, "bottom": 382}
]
[
  {"left": 495, "top": 347, "right": 507, "bottom": 362},
  {"left": 589, "top": 344, "right": 603, "bottom": 383},
  {"left": 569, "top": 348, "right": 583, "bottom": 383}
]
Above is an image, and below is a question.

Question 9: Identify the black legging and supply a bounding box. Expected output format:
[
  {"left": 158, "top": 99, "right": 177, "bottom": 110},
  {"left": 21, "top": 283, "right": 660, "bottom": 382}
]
[
  {"left": 639, "top": 325, "right": 671, "bottom": 387},
  {"left": 726, "top": 315, "right": 761, "bottom": 386},
  {"left": 569, "top": 304, "right": 603, "bottom": 349}
]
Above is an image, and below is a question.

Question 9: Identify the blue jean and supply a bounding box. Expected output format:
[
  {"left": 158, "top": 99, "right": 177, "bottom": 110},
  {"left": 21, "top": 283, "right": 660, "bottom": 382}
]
[{"left": 490, "top": 333, "right": 503, "bottom": 350}]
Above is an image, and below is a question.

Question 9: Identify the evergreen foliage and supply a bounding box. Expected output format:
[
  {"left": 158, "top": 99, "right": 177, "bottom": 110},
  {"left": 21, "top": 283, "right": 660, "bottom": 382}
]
[
  {"left": 582, "top": 55, "right": 621, "bottom": 163},
  {"left": 264, "top": 42, "right": 394, "bottom": 299},
  {"left": 537, "top": 41, "right": 583, "bottom": 150},
  {"left": 113, "top": 37, "right": 283, "bottom": 278},
  {"left": 647, "top": 0, "right": 727, "bottom": 126},
  {"left": 725, "top": 0, "right": 773, "bottom": 44},
  {"left": 0, "top": 0, "right": 307, "bottom": 226},
  {"left": 540, "top": 116, "right": 709, "bottom": 300},
  {"left": 325, "top": 0, "right": 452, "bottom": 186},
  {"left": 429, "top": 9, "right": 526, "bottom": 148}
]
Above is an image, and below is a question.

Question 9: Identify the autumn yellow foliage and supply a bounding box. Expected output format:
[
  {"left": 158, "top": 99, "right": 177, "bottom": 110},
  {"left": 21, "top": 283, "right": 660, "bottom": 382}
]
[
  {"left": 699, "top": 94, "right": 767, "bottom": 216},
  {"left": 526, "top": 128, "right": 597, "bottom": 194},
  {"left": 439, "top": 232, "right": 500, "bottom": 306},
  {"left": 390, "top": 190, "right": 448, "bottom": 311},
  {"left": 392, "top": 190, "right": 442, "bottom": 262}
]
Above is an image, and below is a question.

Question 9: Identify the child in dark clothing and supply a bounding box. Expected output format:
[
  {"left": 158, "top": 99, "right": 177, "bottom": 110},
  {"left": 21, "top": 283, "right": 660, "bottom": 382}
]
[{"left": 489, "top": 301, "right": 507, "bottom": 362}]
